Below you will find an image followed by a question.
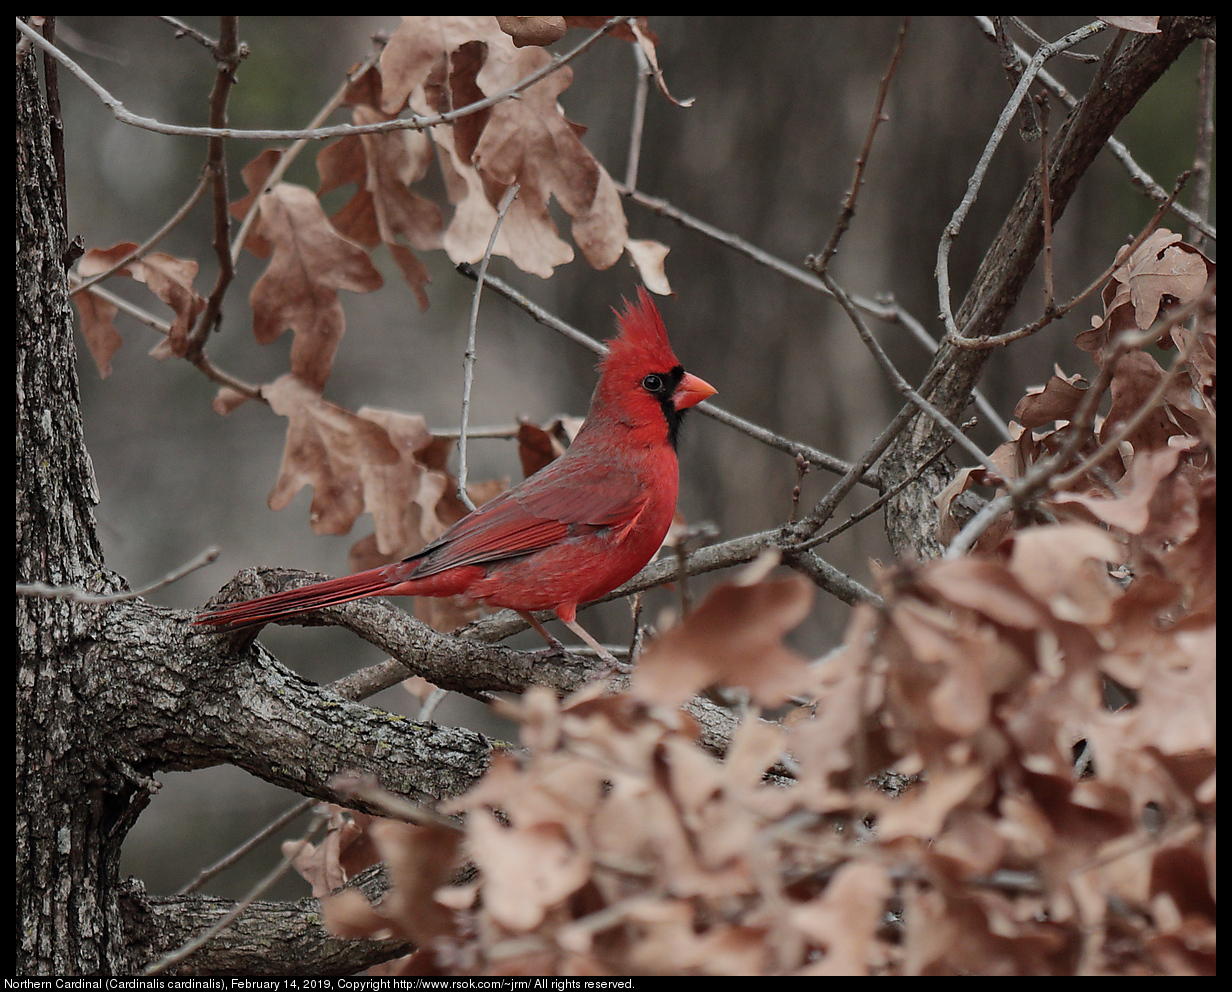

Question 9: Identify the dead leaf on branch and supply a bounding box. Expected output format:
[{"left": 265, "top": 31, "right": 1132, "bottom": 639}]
[
  {"left": 263, "top": 374, "right": 400, "bottom": 536},
  {"left": 1078, "top": 228, "right": 1212, "bottom": 362},
  {"left": 248, "top": 184, "right": 384, "bottom": 392},
  {"left": 74, "top": 242, "right": 206, "bottom": 371},
  {"left": 285, "top": 804, "right": 381, "bottom": 898},
  {"left": 631, "top": 573, "right": 814, "bottom": 708},
  {"left": 377, "top": 16, "right": 674, "bottom": 281},
  {"left": 316, "top": 68, "right": 444, "bottom": 310},
  {"left": 72, "top": 284, "right": 122, "bottom": 379}
]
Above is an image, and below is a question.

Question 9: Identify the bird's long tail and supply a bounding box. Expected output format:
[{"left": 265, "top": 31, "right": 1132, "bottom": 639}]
[{"left": 193, "top": 566, "right": 404, "bottom": 632}]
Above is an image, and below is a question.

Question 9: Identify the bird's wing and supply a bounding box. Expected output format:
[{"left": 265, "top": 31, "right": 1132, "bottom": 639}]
[{"left": 405, "top": 457, "right": 648, "bottom": 578}]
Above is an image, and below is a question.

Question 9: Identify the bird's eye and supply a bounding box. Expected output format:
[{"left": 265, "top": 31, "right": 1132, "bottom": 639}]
[{"left": 641, "top": 373, "right": 664, "bottom": 392}]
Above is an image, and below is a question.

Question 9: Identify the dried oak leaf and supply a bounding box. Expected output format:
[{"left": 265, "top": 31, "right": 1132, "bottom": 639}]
[
  {"left": 1051, "top": 445, "right": 1185, "bottom": 535},
  {"left": 496, "top": 15, "right": 567, "bottom": 47},
  {"left": 263, "top": 374, "right": 400, "bottom": 536},
  {"left": 789, "top": 860, "right": 891, "bottom": 975},
  {"left": 72, "top": 284, "right": 122, "bottom": 378},
  {"left": 632, "top": 574, "right": 814, "bottom": 708},
  {"left": 248, "top": 183, "right": 384, "bottom": 391},
  {"left": 1078, "top": 228, "right": 1211, "bottom": 361},
  {"left": 285, "top": 805, "right": 380, "bottom": 898},
  {"left": 383, "top": 16, "right": 632, "bottom": 278},
  {"left": 75, "top": 242, "right": 206, "bottom": 365},
  {"left": 624, "top": 238, "right": 673, "bottom": 296},
  {"left": 317, "top": 72, "right": 443, "bottom": 309},
  {"left": 322, "top": 818, "right": 462, "bottom": 946}
]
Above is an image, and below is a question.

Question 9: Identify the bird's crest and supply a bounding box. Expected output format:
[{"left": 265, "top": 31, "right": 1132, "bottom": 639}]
[{"left": 601, "top": 286, "right": 680, "bottom": 377}]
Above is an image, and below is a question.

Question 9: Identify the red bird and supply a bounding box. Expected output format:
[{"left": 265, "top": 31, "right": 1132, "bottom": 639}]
[{"left": 195, "top": 288, "right": 716, "bottom": 667}]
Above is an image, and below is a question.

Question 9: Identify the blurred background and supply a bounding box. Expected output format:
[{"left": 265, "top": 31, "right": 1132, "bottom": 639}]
[{"left": 49, "top": 17, "right": 1210, "bottom": 899}]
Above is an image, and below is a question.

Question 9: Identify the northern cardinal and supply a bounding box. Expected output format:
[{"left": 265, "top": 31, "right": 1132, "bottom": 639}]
[{"left": 195, "top": 288, "right": 715, "bottom": 667}]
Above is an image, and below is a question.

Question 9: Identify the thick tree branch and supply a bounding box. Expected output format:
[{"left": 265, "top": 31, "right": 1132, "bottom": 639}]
[{"left": 90, "top": 599, "right": 497, "bottom": 814}]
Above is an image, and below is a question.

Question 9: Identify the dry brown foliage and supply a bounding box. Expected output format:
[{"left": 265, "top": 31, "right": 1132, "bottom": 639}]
[{"left": 293, "top": 232, "right": 1216, "bottom": 976}]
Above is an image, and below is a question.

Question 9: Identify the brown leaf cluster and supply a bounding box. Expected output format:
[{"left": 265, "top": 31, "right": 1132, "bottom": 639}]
[
  {"left": 938, "top": 228, "right": 1215, "bottom": 552},
  {"left": 71, "top": 18, "right": 672, "bottom": 438},
  {"left": 316, "top": 232, "right": 1214, "bottom": 976},
  {"left": 371, "top": 16, "right": 671, "bottom": 285},
  {"left": 75, "top": 243, "right": 207, "bottom": 375}
]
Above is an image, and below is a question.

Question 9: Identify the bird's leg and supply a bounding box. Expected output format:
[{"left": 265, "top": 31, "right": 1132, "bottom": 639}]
[
  {"left": 562, "top": 617, "right": 627, "bottom": 672},
  {"left": 519, "top": 611, "right": 627, "bottom": 672},
  {"left": 519, "top": 611, "right": 567, "bottom": 656}
]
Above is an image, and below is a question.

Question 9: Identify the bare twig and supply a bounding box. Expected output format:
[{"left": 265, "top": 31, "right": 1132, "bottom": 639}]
[
  {"left": 176, "top": 799, "right": 314, "bottom": 895},
  {"left": 809, "top": 16, "right": 908, "bottom": 277},
  {"left": 937, "top": 20, "right": 1107, "bottom": 341},
  {"left": 624, "top": 40, "right": 652, "bottom": 189},
  {"left": 158, "top": 15, "right": 221, "bottom": 52},
  {"left": 791, "top": 420, "right": 972, "bottom": 553},
  {"left": 457, "top": 183, "right": 520, "bottom": 511},
  {"left": 1037, "top": 94, "right": 1055, "bottom": 311},
  {"left": 16, "top": 15, "right": 629, "bottom": 143},
  {"left": 16, "top": 547, "right": 219, "bottom": 604},
  {"left": 184, "top": 16, "right": 244, "bottom": 357}
]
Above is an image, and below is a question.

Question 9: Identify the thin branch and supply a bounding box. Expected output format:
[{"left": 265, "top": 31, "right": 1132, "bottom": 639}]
[
  {"left": 791, "top": 419, "right": 972, "bottom": 554},
  {"left": 158, "top": 15, "right": 221, "bottom": 52},
  {"left": 16, "top": 547, "right": 219, "bottom": 604},
  {"left": 176, "top": 799, "right": 314, "bottom": 895},
  {"left": 875, "top": 296, "right": 1010, "bottom": 439},
  {"left": 936, "top": 20, "right": 1107, "bottom": 341},
  {"left": 623, "top": 39, "right": 652, "bottom": 189},
  {"left": 457, "top": 183, "right": 520, "bottom": 511},
  {"left": 1037, "top": 94, "right": 1055, "bottom": 311},
  {"left": 824, "top": 273, "right": 1000, "bottom": 477},
  {"left": 184, "top": 16, "right": 244, "bottom": 357},
  {"left": 69, "top": 278, "right": 266, "bottom": 401},
  {"left": 16, "top": 15, "right": 629, "bottom": 143},
  {"left": 809, "top": 16, "right": 908, "bottom": 277}
]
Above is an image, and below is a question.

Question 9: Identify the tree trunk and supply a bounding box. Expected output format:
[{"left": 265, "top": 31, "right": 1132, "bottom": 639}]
[{"left": 17, "top": 26, "right": 144, "bottom": 974}]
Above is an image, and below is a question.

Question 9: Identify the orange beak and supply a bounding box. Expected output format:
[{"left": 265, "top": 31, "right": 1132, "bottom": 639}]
[{"left": 671, "top": 372, "right": 717, "bottom": 411}]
